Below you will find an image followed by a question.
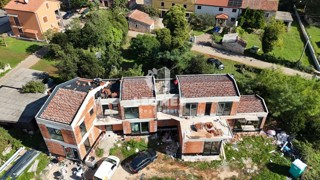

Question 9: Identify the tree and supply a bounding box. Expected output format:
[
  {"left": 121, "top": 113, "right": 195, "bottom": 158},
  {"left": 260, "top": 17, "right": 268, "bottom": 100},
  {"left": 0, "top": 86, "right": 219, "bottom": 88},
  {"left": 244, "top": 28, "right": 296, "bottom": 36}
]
[
  {"left": 130, "top": 34, "right": 160, "bottom": 60},
  {"left": 139, "top": 5, "right": 159, "bottom": 17},
  {"left": 262, "top": 19, "right": 286, "bottom": 53},
  {"left": 155, "top": 28, "right": 172, "bottom": 51},
  {"left": 70, "top": 0, "right": 87, "bottom": 9},
  {"left": 238, "top": 8, "right": 266, "bottom": 30},
  {"left": 0, "top": 0, "right": 10, "bottom": 8},
  {"left": 21, "top": 80, "right": 46, "bottom": 93},
  {"left": 184, "top": 54, "right": 211, "bottom": 74},
  {"left": 112, "top": 0, "right": 127, "bottom": 9},
  {"left": 163, "top": 5, "right": 190, "bottom": 48},
  {"left": 189, "top": 13, "right": 215, "bottom": 30}
]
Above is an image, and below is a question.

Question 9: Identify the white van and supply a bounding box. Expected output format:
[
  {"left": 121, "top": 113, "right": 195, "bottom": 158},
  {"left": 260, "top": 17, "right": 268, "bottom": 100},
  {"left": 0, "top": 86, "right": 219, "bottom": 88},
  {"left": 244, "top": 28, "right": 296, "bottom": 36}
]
[{"left": 93, "top": 156, "right": 120, "bottom": 180}]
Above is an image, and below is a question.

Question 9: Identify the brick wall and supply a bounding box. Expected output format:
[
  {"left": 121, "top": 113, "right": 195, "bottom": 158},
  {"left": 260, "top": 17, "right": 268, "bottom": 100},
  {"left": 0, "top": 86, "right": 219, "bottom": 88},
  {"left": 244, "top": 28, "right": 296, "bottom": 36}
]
[
  {"left": 123, "top": 121, "right": 131, "bottom": 134},
  {"left": 149, "top": 120, "right": 157, "bottom": 133},
  {"left": 61, "top": 129, "right": 77, "bottom": 145},
  {"left": 38, "top": 124, "right": 50, "bottom": 139},
  {"left": 78, "top": 143, "right": 87, "bottom": 160},
  {"left": 197, "top": 103, "right": 206, "bottom": 115},
  {"left": 139, "top": 105, "right": 156, "bottom": 119},
  {"left": 259, "top": 116, "right": 267, "bottom": 129},
  {"left": 46, "top": 141, "right": 65, "bottom": 156},
  {"left": 227, "top": 119, "right": 236, "bottom": 129},
  {"left": 157, "top": 120, "right": 179, "bottom": 127},
  {"left": 210, "top": 102, "right": 217, "bottom": 114},
  {"left": 182, "top": 141, "right": 204, "bottom": 154},
  {"left": 112, "top": 124, "right": 123, "bottom": 131},
  {"left": 128, "top": 19, "right": 153, "bottom": 33},
  {"left": 119, "top": 106, "right": 125, "bottom": 120},
  {"left": 230, "top": 101, "right": 239, "bottom": 115}
]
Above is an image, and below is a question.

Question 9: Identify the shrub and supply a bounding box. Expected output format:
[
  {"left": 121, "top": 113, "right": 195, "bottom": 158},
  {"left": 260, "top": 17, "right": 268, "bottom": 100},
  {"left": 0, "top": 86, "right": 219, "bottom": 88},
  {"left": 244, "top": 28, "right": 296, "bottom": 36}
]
[
  {"left": 0, "top": 61, "right": 5, "bottom": 69},
  {"left": 21, "top": 80, "right": 46, "bottom": 93},
  {"left": 96, "top": 148, "right": 104, "bottom": 157}
]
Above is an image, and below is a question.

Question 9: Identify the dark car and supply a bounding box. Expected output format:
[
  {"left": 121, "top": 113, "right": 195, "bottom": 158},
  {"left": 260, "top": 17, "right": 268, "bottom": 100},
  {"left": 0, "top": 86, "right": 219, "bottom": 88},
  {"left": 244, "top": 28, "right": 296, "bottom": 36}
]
[
  {"left": 207, "top": 58, "right": 224, "bottom": 70},
  {"left": 127, "top": 149, "right": 157, "bottom": 173},
  {"left": 63, "top": 11, "right": 74, "bottom": 20}
]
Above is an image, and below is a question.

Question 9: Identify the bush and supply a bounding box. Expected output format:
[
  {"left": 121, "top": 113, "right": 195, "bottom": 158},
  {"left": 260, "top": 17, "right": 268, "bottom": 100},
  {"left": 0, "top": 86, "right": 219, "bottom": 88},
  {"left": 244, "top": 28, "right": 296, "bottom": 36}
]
[
  {"left": 0, "top": 61, "right": 5, "bottom": 69},
  {"left": 109, "top": 139, "right": 148, "bottom": 159},
  {"left": 21, "top": 80, "right": 46, "bottom": 93},
  {"left": 96, "top": 148, "right": 104, "bottom": 157}
]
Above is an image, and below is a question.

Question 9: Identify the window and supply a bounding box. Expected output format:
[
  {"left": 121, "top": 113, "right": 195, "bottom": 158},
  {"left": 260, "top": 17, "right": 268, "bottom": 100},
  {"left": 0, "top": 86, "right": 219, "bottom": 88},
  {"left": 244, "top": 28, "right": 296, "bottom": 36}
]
[
  {"left": 232, "top": 9, "right": 237, "bottom": 12},
  {"left": 18, "top": 28, "right": 23, "bottom": 34},
  {"left": 47, "top": 127, "right": 64, "bottom": 141},
  {"left": 265, "top": 13, "right": 269, "bottom": 18},
  {"left": 65, "top": 147, "right": 79, "bottom": 159},
  {"left": 217, "top": 102, "right": 232, "bottom": 116},
  {"left": 183, "top": 103, "right": 197, "bottom": 116},
  {"left": 125, "top": 107, "right": 139, "bottom": 119},
  {"left": 43, "top": 16, "right": 48, "bottom": 23},
  {"left": 183, "top": 4, "right": 187, "bottom": 8},
  {"left": 197, "top": 5, "right": 202, "bottom": 10},
  {"left": 234, "top": 117, "right": 262, "bottom": 130},
  {"left": 131, "top": 122, "right": 149, "bottom": 134},
  {"left": 46, "top": 3, "right": 49, "bottom": 9},
  {"left": 231, "top": 18, "right": 236, "bottom": 22},
  {"left": 203, "top": 141, "right": 221, "bottom": 155},
  {"left": 83, "top": 138, "right": 90, "bottom": 152},
  {"left": 13, "top": 17, "right": 21, "bottom": 26},
  {"left": 90, "top": 108, "right": 94, "bottom": 116},
  {"left": 219, "top": 7, "right": 223, "bottom": 11},
  {"left": 161, "top": 2, "right": 164, "bottom": 6},
  {"left": 186, "top": 13, "right": 190, "bottom": 18},
  {"left": 79, "top": 121, "right": 87, "bottom": 137},
  {"left": 172, "top": 3, "right": 175, "bottom": 6}
]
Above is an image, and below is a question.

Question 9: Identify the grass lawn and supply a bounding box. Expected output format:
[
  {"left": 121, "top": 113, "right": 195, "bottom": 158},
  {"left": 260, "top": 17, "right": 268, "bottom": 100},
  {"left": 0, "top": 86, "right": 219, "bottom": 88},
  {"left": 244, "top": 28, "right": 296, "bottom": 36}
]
[
  {"left": 0, "top": 37, "right": 42, "bottom": 68},
  {"left": 240, "top": 21, "right": 311, "bottom": 67},
  {"left": 31, "top": 59, "right": 58, "bottom": 77},
  {"left": 306, "top": 25, "right": 320, "bottom": 56},
  {"left": 16, "top": 153, "right": 49, "bottom": 180}
]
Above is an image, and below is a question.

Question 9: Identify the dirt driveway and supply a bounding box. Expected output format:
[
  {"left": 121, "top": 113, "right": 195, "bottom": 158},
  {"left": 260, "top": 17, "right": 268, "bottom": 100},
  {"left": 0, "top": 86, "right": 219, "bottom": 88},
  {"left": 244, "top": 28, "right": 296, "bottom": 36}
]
[{"left": 111, "top": 153, "right": 238, "bottom": 180}]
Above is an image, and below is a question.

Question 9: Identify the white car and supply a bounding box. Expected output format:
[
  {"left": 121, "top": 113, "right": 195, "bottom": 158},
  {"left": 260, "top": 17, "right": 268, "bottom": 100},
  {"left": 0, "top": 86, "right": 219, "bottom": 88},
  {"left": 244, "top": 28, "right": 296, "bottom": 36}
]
[{"left": 93, "top": 156, "right": 120, "bottom": 180}]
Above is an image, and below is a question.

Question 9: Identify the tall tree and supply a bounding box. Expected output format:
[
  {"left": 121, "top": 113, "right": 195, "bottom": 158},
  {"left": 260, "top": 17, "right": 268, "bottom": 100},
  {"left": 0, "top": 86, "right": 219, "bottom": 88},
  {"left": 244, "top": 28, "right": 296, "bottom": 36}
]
[
  {"left": 262, "top": 19, "right": 286, "bottom": 53},
  {"left": 239, "top": 8, "right": 266, "bottom": 30},
  {"left": 155, "top": 28, "right": 172, "bottom": 51},
  {"left": 70, "top": 0, "right": 87, "bottom": 9},
  {"left": 163, "top": 5, "right": 190, "bottom": 48}
]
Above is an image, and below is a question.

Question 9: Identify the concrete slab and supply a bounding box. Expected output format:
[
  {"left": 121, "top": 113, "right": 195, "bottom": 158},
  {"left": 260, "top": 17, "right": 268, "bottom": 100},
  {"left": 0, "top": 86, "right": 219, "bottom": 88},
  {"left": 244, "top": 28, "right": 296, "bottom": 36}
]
[{"left": 0, "top": 68, "right": 47, "bottom": 88}]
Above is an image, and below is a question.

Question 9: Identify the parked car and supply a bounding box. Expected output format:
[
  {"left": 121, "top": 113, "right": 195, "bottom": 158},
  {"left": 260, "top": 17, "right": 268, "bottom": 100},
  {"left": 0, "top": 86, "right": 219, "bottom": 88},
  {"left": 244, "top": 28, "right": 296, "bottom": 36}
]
[
  {"left": 207, "top": 58, "right": 224, "bottom": 70},
  {"left": 93, "top": 156, "right": 120, "bottom": 180},
  {"left": 62, "top": 11, "right": 74, "bottom": 19},
  {"left": 126, "top": 149, "right": 157, "bottom": 173}
]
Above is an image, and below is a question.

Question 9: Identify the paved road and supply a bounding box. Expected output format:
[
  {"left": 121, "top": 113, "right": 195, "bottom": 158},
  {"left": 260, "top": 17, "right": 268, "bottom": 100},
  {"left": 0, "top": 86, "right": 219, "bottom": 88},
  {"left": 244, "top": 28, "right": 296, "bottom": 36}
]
[
  {"left": 191, "top": 44, "right": 314, "bottom": 79},
  {"left": 128, "top": 30, "right": 315, "bottom": 79},
  {"left": 0, "top": 47, "right": 47, "bottom": 86}
]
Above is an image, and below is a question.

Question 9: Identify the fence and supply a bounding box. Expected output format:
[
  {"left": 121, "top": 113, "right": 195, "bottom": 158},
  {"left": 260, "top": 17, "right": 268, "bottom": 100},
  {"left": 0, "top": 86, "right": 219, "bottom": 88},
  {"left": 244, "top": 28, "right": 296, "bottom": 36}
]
[{"left": 293, "top": 5, "right": 320, "bottom": 71}]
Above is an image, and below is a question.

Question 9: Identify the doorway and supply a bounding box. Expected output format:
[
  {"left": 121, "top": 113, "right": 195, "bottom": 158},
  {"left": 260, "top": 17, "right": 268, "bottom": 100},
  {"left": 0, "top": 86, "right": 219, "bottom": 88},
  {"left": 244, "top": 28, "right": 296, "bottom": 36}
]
[{"left": 205, "top": 103, "right": 212, "bottom": 115}]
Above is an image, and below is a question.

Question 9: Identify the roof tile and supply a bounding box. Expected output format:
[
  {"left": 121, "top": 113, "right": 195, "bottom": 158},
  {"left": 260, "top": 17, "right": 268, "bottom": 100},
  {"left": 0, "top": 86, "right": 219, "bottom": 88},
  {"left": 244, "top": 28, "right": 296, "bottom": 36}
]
[
  {"left": 121, "top": 77, "right": 155, "bottom": 100},
  {"left": 237, "top": 95, "right": 266, "bottom": 113},
  {"left": 127, "top": 9, "right": 154, "bottom": 26}
]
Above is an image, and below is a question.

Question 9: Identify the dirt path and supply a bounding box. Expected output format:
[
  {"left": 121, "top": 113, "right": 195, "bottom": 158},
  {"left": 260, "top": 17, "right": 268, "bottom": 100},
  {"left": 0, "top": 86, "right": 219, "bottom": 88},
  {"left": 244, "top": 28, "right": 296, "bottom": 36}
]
[{"left": 0, "top": 47, "right": 47, "bottom": 86}]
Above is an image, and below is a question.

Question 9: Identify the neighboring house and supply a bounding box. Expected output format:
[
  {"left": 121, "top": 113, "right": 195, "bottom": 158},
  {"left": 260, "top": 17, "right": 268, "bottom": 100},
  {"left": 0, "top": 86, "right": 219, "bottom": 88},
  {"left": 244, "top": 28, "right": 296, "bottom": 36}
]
[
  {"left": 195, "top": 0, "right": 279, "bottom": 26},
  {"left": 152, "top": 0, "right": 196, "bottom": 17},
  {"left": 36, "top": 74, "right": 268, "bottom": 161},
  {"left": 275, "top": 11, "right": 293, "bottom": 31},
  {"left": 127, "top": 9, "right": 154, "bottom": 33},
  {"left": 0, "top": 68, "right": 48, "bottom": 131},
  {"left": 221, "top": 33, "right": 247, "bottom": 54},
  {"left": 4, "top": 0, "right": 62, "bottom": 40}
]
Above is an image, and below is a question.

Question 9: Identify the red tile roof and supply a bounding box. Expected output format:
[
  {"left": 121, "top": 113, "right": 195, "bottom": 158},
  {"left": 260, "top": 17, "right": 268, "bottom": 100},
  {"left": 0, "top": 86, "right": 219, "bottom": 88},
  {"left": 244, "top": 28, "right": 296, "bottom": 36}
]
[
  {"left": 127, "top": 9, "right": 154, "bottom": 26},
  {"left": 5, "top": 0, "right": 46, "bottom": 12},
  {"left": 40, "top": 89, "right": 87, "bottom": 124},
  {"left": 216, "top": 13, "right": 229, "bottom": 19},
  {"left": 241, "top": 0, "right": 279, "bottom": 11},
  {"left": 196, "top": 0, "right": 229, "bottom": 7},
  {"left": 237, "top": 95, "right": 267, "bottom": 113},
  {"left": 177, "top": 75, "right": 239, "bottom": 98},
  {"left": 121, "top": 77, "right": 155, "bottom": 100}
]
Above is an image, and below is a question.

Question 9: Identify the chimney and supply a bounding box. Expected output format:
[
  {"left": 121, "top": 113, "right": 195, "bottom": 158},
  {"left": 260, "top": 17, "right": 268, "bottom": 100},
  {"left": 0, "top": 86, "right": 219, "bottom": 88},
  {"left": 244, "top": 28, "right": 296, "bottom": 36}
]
[{"left": 24, "top": 0, "right": 28, "bottom": 4}]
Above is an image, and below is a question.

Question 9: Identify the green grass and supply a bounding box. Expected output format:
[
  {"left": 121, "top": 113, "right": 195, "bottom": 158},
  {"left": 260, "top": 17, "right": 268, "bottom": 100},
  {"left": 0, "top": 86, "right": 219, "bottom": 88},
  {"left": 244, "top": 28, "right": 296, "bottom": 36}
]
[
  {"left": 225, "top": 136, "right": 291, "bottom": 179},
  {"left": 31, "top": 59, "right": 58, "bottom": 77},
  {"left": 306, "top": 25, "right": 320, "bottom": 56},
  {"left": 240, "top": 22, "right": 310, "bottom": 66},
  {"left": 192, "top": 27, "right": 214, "bottom": 36},
  {"left": 0, "top": 38, "right": 42, "bottom": 68},
  {"left": 109, "top": 139, "right": 148, "bottom": 160}
]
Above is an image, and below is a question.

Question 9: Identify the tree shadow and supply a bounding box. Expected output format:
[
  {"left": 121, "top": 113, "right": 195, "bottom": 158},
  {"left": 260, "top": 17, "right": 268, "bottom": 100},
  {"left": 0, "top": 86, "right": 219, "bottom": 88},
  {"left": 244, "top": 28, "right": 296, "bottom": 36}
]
[
  {"left": 266, "top": 163, "right": 291, "bottom": 177},
  {"left": 26, "top": 44, "right": 43, "bottom": 54}
]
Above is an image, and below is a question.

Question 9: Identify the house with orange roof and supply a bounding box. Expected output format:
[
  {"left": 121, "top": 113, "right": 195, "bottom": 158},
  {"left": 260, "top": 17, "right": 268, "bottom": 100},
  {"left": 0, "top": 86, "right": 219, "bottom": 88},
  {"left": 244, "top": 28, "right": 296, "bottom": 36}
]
[
  {"left": 195, "top": 0, "right": 279, "bottom": 26},
  {"left": 4, "top": 0, "right": 62, "bottom": 40},
  {"left": 127, "top": 9, "right": 155, "bottom": 33},
  {"left": 35, "top": 74, "right": 268, "bottom": 161}
]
